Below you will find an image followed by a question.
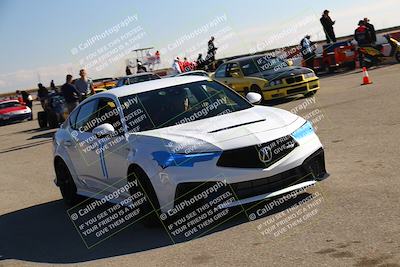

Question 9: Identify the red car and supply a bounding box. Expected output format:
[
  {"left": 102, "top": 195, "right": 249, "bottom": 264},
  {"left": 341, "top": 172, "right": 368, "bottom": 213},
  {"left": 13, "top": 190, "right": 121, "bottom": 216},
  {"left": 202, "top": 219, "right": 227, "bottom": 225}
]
[
  {"left": 0, "top": 99, "right": 32, "bottom": 124},
  {"left": 304, "top": 41, "right": 357, "bottom": 73}
]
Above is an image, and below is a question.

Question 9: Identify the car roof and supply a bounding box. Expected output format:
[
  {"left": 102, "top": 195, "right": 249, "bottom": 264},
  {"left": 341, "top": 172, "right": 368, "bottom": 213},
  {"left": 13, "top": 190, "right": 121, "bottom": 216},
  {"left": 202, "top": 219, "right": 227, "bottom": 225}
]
[
  {"left": 97, "top": 76, "right": 209, "bottom": 98},
  {"left": 224, "top": 54, "right": 274, "bottom": 64},
  {"left": 119, "top": 72, "right": 158, "bottom": 79},
  {"left": 177, "top": 70, "right": 207, "bottom": 75}
]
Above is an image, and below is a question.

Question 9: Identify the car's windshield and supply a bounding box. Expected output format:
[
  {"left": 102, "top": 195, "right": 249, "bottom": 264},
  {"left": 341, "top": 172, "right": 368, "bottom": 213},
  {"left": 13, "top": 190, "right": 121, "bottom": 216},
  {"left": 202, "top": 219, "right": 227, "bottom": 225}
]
[
  {"left": 119, "top": 80, "right": 252, "bottom": 132},
  {"left": 240, "top": 56, "right": 288, "bottom": 75},
  {"left": 0, "top": 102, "right": 21, "bottom": 109}
]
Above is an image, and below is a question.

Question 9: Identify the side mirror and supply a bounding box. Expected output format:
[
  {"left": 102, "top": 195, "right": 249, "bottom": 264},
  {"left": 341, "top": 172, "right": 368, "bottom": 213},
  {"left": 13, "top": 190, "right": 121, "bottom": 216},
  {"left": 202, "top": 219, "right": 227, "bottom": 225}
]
[
  {"left": 246, "top": 92, "right": 262, "bottom": 104},
  {"left": 93, "top": 123, "right": 115, "bottom": 138}
]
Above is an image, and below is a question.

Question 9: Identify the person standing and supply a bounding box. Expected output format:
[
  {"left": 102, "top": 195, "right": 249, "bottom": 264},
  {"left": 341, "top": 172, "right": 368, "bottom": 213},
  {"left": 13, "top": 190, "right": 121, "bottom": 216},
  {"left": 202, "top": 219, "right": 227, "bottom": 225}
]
[
  {"left": 207, "top": 36, "right": 217, "bottom": 62},
  {"left": 196, "top": 53, "right": 204, "bottom": 70},
  {"left": 300, "top": 35, "right": 316, "bottom": 70},
  {"left": 320, "top": 10, "right": 337, "bottom": 43},
  {"left": 354, "top": 20, "right": 372, "bottom": 46},
  {"left": 136, "top": 62, "right": 147, "bottom": 73},
  {"left": 355, "top": 20, "right": 373, "bottom": 67},
  {"left": 125, "top": 65, "right": 132, "bottom": 75},
  {"left": 74, "top": 69, "right": 94, "bottom": 101},
  {"left": 182, "top": 57, "right": 192, "bottom": 72},
  {"left": 16, "top": 90, "right": 33, "bottom": 120},
  {"left": 171, "top": 58, "right": 182, "bottom": 75},
  {"left": 61, "top": 75, "right": 80, "bottom": 114},
  {"left": 37, "top": 83, "right": 49, "bottom": 109},
  {"left": 363, "top": 18, "right": 376, "bottom": 43}
]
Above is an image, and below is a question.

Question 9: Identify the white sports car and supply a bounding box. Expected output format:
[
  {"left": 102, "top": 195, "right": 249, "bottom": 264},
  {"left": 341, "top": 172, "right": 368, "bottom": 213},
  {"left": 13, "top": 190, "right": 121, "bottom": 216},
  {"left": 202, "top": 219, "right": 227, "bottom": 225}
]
[{"left": 53, "top": 76, "right": 327, "bottom": 220}]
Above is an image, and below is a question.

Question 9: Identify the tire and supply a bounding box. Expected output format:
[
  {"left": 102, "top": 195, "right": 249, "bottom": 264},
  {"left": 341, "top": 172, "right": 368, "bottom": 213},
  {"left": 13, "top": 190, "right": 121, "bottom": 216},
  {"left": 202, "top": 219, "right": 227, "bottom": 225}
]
[
  {"left": 304, "top": 90, "right": 317, "bottom": 98},
  {"left": 55, "top": 159, "right": 80, "bottom": 206},
  {"left": 38, "top": 111, "right": 47, "bottom": 128},
  {"left": 128, "top": 165, "right": 161, "bottom": 227},
  {"left": 347, "top": 61, "right": 356, "bottom": 70},
  {"left": 250, "top": 84, "right": 264, "bottom": 102},
  {"left": 47, "top": 112, "right": 58, "bottom": 128},
  {"left": 395, "top": 51, "right": 400, "bottom": 63}
]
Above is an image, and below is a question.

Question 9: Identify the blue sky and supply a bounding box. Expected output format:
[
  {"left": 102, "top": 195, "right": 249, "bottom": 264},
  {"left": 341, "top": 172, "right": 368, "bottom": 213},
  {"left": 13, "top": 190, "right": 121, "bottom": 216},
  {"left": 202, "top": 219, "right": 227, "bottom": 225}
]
[{"left": 0, "top": 0, "right": 398, "bottom": 93}]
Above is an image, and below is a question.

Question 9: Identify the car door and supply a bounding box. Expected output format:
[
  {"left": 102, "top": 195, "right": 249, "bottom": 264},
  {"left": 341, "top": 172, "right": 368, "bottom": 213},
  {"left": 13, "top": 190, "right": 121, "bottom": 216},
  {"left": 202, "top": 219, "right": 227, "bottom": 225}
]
[
  {"left": 215, "top": 63, "right": 248, "bottom": 95},
  {"left": 95, "top": 97, "right": 130, "bottom": 188},
  {"left": 68, "top": 98, "right": 107, "bottom": 193}
]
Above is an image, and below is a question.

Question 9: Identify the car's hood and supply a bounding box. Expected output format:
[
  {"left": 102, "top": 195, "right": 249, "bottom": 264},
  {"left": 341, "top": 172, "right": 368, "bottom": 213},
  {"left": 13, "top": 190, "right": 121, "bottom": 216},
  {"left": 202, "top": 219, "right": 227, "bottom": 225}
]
[
  {"left": 0, "top": 106, "right": 28, "bottom": 115},
  {"left": 133, "top": 106, "right": 304, "bottom": 152},
  {"left": 248, "top": 66, "right": 312, "bottom": 81}
]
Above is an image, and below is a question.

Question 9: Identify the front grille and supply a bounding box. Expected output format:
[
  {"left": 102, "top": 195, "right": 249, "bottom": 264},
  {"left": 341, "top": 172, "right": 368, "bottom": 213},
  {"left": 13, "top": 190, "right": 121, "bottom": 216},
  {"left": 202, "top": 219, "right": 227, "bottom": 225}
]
[
  {"left": 230, "top": 148, "right": 326, "bottom": 200},
  {"left": 217, "top": 135, "right": 298, "bottom": 169},
  {"left": 174, "top": 148, "right": 327, "bottom": 204},
  {"left": 287, "top": 86, "right": 307, "bottom": 95},
  {"left": 285, "top": 75, "right": 303, "bottom": 84}
]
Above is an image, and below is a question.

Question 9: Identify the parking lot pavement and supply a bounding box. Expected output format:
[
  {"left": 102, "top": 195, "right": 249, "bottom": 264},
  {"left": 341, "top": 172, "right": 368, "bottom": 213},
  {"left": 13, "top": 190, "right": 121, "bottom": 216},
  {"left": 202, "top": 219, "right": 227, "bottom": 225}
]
[{"left": 1, "top": 65, "right": 400, "bottom": 266}]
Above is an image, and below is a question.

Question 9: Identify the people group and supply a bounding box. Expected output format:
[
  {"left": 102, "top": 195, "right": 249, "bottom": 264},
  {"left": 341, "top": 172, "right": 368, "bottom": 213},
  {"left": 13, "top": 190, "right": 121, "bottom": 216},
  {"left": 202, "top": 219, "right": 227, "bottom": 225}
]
[
  {"left": 171, "top": 36, "right": 218, "bottom": 75},
  {"left": 300, "top": 10, "right": 379, "bottom": 70}
]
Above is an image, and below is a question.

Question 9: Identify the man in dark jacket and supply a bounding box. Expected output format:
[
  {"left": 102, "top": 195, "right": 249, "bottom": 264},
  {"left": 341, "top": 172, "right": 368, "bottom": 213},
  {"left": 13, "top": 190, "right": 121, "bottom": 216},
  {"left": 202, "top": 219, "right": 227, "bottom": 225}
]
[
  {"left": 355, "top": 20, "right": 373, "bottom": 46},
  {"left": 37, "top": 83, "right": 49, "bottom": 109},
  {"left": 364, "top": 18, "right": 376, "bottom": 43},
  {"left": 320, "top": 10, "right": 337, "bottom": 43},
  {"left": 61, "top": 74, "right": 80, "bottom": 113},
  {"left": 207, "top": 36, "right": 217, "bottom": 62},
  {"left": 355, "top": 20, "right": 373, "bottom": 67}
]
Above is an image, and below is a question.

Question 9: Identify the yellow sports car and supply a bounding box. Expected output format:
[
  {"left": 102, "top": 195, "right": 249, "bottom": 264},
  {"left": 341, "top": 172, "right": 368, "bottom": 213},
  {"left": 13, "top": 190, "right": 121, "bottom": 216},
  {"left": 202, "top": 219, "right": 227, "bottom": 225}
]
[{"left": 211, "top": 54, "right": 320, "bottom": 100}]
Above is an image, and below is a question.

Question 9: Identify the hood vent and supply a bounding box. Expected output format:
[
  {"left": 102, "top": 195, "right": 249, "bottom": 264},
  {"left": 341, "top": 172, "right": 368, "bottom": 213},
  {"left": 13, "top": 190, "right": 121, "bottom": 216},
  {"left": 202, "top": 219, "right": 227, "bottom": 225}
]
[{"left": 208, "top": 119, "right": 266, "bottom": 133}]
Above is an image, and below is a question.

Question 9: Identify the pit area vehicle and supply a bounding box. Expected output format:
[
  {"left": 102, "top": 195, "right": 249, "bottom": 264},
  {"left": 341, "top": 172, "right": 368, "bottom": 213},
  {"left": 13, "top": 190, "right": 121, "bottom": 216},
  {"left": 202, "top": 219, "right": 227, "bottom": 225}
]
[
  {"left": 115, "top": 73, "right": 161, "bottom": 87},
  {"left": 211, "top": 54, "right": 319, "bottom": 101},
  {"left": 358, "top": 35, "right": 400, "bottom": 67},
  {"left": 175, "top": 70, "right": 210, "bottom": 77},
  {"left": 92, "top": 77, "right": 117, "bottom": 91},
  {"left": 0, "top": 99, "right": 31, "bottom": 124},
  {"left": 309, "top": 41, "right": 357, "bottom": 73},
  {"left": 38, "top": 93, "right": 67, "bottom": 128}
]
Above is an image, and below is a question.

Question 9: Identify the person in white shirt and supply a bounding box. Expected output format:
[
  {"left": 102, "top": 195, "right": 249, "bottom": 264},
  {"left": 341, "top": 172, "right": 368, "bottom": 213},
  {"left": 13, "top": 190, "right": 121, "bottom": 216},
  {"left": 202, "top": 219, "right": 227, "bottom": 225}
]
[{"left": 172, "top": 58, "right": 182, "bottom": 75}]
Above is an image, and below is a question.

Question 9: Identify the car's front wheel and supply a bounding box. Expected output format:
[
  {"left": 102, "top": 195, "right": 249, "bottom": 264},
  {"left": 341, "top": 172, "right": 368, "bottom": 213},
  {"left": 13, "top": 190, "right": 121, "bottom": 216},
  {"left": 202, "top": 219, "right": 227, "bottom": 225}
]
[
  {"left": 128, "top": 165, "right": 161, "bottom": 227},
  {"left": 55, "top": 159, "right": 80, "bottom": 206},
  {"left": 395, "top": 51, "right": 400, "bottom": 63}
]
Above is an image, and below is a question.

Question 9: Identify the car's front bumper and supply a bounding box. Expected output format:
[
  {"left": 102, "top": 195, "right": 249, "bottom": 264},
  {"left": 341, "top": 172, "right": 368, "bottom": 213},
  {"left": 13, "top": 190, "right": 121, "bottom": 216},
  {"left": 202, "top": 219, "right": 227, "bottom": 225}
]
[
  {"left": 0, "top": 112, "right": 31, "bottom": 122},
  {"left": 174, "top": 147, "right": 327, "bottom": 210},
  {"left": 262, "top": 78, "right": 320, "bottom": 100},
  {"left": 157, "top": 132, "right": 326, "bottom": 212}
]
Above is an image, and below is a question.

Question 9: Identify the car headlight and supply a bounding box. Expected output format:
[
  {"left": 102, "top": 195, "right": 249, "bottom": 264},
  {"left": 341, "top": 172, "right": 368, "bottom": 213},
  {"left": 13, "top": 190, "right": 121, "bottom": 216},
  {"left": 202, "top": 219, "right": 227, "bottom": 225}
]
[
  {"left": 304, "top": 72, "right": 316, "bottom": 79},
  {"left": 269, "top": 79, "right": 282, "bottom": 87},
  {"left": 152, "top": 151, "right": 221, "bottom": 169},
  {"left": 291, "top": 121, "right": 314, "bottom": 140}
]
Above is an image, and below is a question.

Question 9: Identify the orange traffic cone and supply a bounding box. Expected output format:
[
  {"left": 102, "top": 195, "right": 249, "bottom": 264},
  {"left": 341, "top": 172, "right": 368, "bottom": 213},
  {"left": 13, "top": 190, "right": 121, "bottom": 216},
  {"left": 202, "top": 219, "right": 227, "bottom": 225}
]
[{"left": 361, "top": 67, "right": 373, "bottom": 85}]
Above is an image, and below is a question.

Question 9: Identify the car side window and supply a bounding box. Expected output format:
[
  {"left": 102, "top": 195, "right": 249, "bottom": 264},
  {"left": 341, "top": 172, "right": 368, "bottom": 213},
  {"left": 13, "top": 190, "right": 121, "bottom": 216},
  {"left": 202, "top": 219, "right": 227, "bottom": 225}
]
[
  {"left": 75, "top": 99, "right": 99, "bottom": 132},
  {"left": 226, "top": 63, "right": 240, "bottom": 77},
  {"left": 214, "top": 64, "right": 227, "bottom": 78},
  {"left": 97, "top": 98, "right": 124, "bottom": 135},
  {"left": 69, "top": 107, "right": 80, "bottom": 129}
]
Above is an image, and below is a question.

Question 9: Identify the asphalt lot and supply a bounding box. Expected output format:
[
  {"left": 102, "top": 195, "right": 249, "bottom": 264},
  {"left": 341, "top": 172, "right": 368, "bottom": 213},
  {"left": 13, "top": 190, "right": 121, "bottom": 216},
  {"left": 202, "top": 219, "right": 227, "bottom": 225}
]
[{"left": 1, "top": 65, "right": 400, "bottom": 267}]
